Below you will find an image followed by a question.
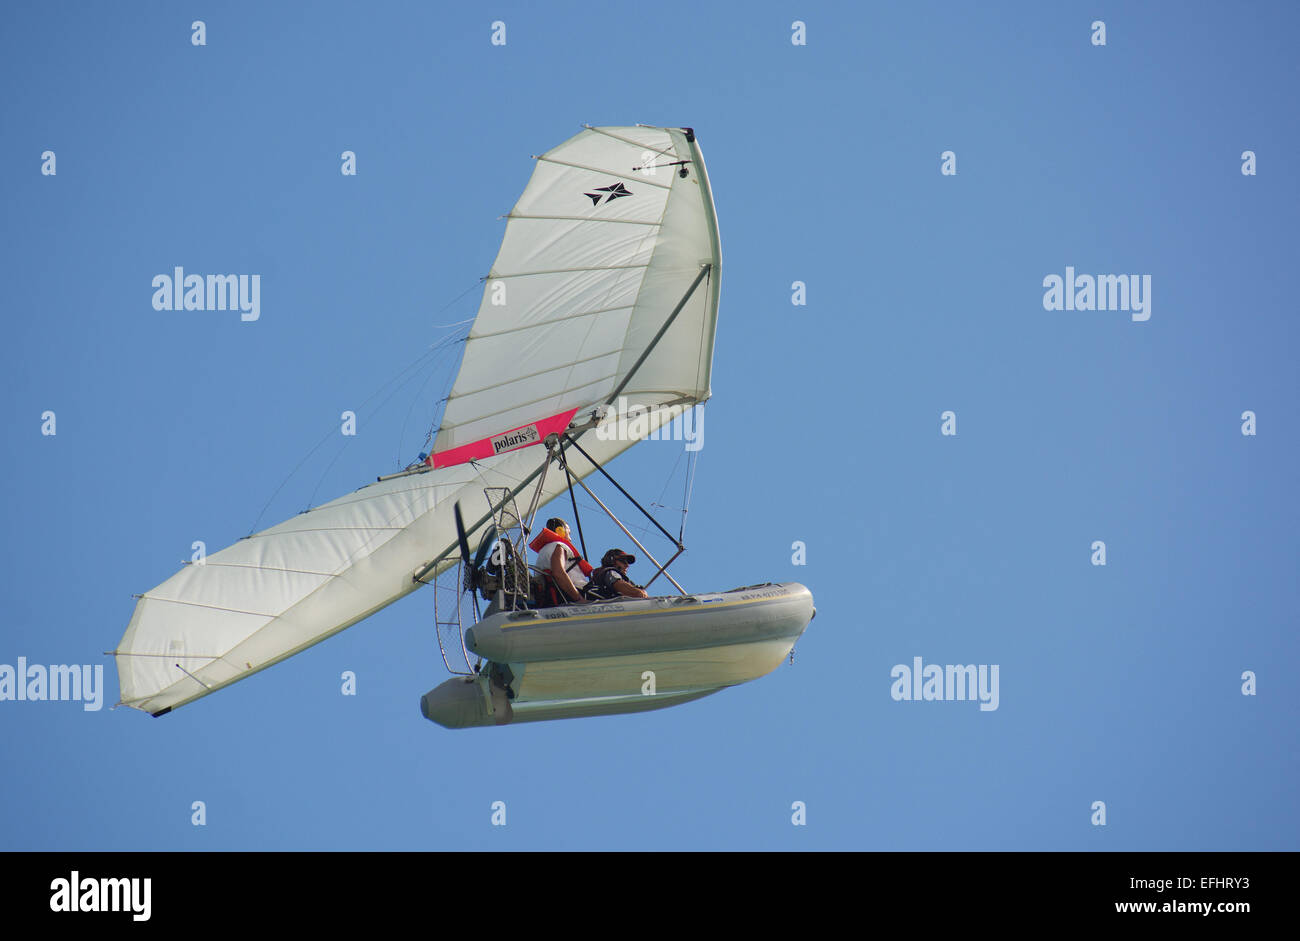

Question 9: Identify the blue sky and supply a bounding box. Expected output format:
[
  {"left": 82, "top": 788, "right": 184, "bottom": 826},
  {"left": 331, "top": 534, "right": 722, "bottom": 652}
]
[{"left": 1, "top": 0, "right": 1296, "bottom": 850}]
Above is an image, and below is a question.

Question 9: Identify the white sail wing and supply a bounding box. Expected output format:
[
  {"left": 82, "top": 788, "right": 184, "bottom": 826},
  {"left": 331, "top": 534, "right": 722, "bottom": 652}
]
[
  {"left": 432, "top": 125, "right": 720, "bottom": 462},
  {"left": 115, "top": 125, "right": 720, "bottom": 715}
]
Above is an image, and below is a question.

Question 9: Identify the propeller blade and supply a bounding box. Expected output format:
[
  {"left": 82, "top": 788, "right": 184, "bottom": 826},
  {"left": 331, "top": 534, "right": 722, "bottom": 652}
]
[
  {"left": 453, "top": 503, "right": 472, "bottom": 570},
  {"left": 454, "top": 503, "right": 478, "bottom": 594},
  {"left": 474, "top": 526, "right": 497, "bottom": 570}
]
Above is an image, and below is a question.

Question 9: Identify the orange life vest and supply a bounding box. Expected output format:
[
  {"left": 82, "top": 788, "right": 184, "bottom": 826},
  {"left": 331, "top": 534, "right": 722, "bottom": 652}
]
[
  {"left": 528, "top": 529, "right": 593, "bottom": 577},
  {"left": 528, "top": 528, "right": 593, "bottom": 606}
]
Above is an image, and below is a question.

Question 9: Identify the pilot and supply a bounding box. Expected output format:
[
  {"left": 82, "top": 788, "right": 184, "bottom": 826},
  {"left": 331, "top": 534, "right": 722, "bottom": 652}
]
[{"left": 583, "top": 549, "right": 648, "bottom": 601}]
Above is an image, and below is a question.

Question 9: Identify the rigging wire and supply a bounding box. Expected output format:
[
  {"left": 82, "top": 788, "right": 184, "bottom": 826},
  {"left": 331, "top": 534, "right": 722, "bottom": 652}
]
[
  {"left": 247, "top": 282, "right": 481, "bottom": 535},
  {"left": 396, "top": 340, "right": 457, "bottom": 468},
  {"left": 406, "top": 280, "right": 486, "bottom": 463},
  {"left": 430, "top": 281, "right": 487, "bottom": 326},
  {"left": 413, "top": 340, "right": 464, "bottom": 466},
  {"left": 679, "top": 415, "right": 703, "bottom": 542},
  {"left": 651, "top": 448, "right": 686, "bottom": 508},
  {"left": 641, "top": 403, "right": 705, "bottom": 542},
  {"left": 304, "top": 333, "right": 463, "bottom": 511}
]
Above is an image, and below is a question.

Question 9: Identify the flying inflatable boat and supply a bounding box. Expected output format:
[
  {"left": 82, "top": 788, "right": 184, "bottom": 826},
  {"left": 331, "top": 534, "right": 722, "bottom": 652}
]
[{"left": 114, "top": 125, "right": 815, "bottom": 727}]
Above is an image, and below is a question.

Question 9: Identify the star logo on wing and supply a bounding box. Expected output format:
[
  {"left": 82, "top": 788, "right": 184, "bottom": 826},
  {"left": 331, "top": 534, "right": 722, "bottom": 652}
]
[{"left": 583, "top": 181, "right": 633, "bottom": 206}]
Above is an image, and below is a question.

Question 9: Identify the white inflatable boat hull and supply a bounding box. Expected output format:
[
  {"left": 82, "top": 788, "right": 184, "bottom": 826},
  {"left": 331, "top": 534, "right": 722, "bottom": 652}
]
[{"left": 421, "top": 582, "right": 814, "bottom": 728}]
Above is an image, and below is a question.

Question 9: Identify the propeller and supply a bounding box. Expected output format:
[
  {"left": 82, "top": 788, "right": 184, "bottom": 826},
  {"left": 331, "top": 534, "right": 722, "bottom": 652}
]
[
  {"left": 454, "top": 503, "right": 476, "bottom": 593},
  {"left": 453, "top": 503, "right": 472, "bottom": 568},
  {"left": 454, "top": 502, "right": 505, "bottom": 596}
]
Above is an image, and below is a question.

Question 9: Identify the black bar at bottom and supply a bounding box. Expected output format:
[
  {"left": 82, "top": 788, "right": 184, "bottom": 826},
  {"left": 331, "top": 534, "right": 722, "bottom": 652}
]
[{"left": 7, "top": 851, "right": 1284, "bottom": 926}]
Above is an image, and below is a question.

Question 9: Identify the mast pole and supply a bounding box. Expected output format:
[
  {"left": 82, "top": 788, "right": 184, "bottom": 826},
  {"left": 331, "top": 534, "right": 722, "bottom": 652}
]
[{"left": 557, "top": 444, "right": 589, "bottom": 561}]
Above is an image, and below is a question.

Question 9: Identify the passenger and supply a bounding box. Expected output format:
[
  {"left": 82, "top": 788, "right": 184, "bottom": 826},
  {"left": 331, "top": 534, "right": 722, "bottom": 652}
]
[
  {"left": 528, "top": 517, "right": 592, "bottom": 605},
  {"left": 583, "top": 549, "right": 648, "bottom": 601}
]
